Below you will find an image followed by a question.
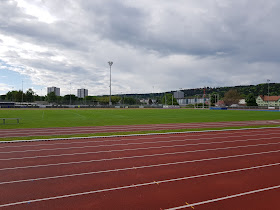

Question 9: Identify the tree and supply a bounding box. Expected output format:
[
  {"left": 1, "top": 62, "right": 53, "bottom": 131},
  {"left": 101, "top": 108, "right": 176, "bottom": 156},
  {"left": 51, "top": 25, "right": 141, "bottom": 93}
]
[
  {"left": 223, "top": 89, "right": 241, "bottom": 106},
  {"left": 123, "top": 97, "right": 137, "bottom": 105},
  {"left": 161, "top": 93, "right": 179, "bottom": 105},
  {"left": 26, "top": 88, "right": 35, "bottom": 102},
  {"left": 46, "top": 92, "right": 57, "bottom": 103},
  {"left": 246, "top": 94, "right": 258, "bottom": 106}
]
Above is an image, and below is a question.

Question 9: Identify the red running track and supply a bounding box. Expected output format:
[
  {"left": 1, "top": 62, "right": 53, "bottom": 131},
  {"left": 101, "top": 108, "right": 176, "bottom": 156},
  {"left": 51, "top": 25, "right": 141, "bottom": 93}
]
[
  {"left": 1, "top": 120, "right": 280, "bottom": 138},
  {"left": 0, "top": 127, "right": 279, "bottom": 209}
]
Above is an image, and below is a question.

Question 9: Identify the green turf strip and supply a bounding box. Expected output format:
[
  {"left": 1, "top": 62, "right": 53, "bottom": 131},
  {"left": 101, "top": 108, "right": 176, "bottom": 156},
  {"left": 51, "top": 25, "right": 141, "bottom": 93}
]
[
  {"left": 0, "top": 108, "right": 280, "bottom": 129},
  {"left": 1, "top": 125, "right": 279, "bottom": 142}
]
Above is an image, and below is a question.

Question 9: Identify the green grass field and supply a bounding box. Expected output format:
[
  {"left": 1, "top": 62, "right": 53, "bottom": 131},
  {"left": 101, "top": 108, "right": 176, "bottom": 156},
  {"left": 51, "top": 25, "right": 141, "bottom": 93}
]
[{"left": 0, "top": 108, "right": 280, "bottom": 129}]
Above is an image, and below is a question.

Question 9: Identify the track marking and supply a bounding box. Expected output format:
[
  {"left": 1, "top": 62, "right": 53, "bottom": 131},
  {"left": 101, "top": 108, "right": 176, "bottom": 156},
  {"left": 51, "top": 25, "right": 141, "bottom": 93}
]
[
  {"left": 1, "top": 131, "right": 280, "bottom": 150},
  {"left": 1, "top": 125, "right": 280, "bottom": 143},
  {"left": 0, "top": 163, "right": 279, "bottom": 208},
  {"left": 0, "top": 147, "right": 280, "bottom": 181},
  {"left": 1, "top": 142, "right": 280, "bottom": 171},
  {"left": 166, "top": 185, "right": 280, "bottom": 210},
  {"left": 185, "top": 202, "right": 194, "bottom": 209},
  {"left": 1, "top": 136, "right": 279, "bottom": 160},
  {"left": 1, "top": 135, "right": 280, "bottom": 155}
]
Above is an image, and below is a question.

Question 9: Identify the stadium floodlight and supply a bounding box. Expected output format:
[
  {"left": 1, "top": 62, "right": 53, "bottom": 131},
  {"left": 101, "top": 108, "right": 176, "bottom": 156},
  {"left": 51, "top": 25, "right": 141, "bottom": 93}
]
[
  {"left": 267, "top": 79, "right": 270, "bottom": 107},
  {"left": 108, "top": 61, "right": 113, "bottom": 106}
]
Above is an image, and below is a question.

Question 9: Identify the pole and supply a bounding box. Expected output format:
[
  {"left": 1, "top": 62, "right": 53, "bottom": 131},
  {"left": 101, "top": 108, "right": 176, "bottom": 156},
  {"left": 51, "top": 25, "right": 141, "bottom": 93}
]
[
  {"left": 203, "top": 94, "right": 205, "bottom": 109},
  {"left": 21, "top": 80, "right": 23, "bottom": 103},
  {"left": 108, "top": 61, "right": 113, "bottom": 106},
  {"left": 209, "top": 94, "right": 211, "bottom": 109},
  {"left": 70, "top": 83, "right": 71, "bottom": 105},
  {"left": 267, "top": 79, "right": 270, "bottom": 108}
]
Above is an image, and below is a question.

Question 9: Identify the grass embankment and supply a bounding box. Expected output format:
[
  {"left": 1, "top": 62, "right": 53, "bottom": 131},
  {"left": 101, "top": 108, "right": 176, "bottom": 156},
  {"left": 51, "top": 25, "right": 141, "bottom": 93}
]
[{"left": 0, "top": 108, "right": 280, "bottom": 129}]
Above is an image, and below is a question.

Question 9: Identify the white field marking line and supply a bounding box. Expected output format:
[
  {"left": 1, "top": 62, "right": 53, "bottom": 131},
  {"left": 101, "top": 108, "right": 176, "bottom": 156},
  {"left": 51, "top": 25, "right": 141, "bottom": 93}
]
[
  {"left": 1, "top": 134, "right": 280, "bottom": 155},
  {"left": 166, "top": 185, "right": 280, "bottom": 210},
  {"left": 1, "top": 126, "right": 280, "bottom": 145},
  {"left": 1, "top": 164, "right": 279, "bottom": 208},
  {"left": 41, "top": 111, "right": 44, "bottom": 120},
  {"left": 1, "top": 143, "right": 280, "bottom": 171},
  {"left": 2, "top": 130, "right": 280, "bottom": 150},
  {"left": 1, "top": 151, "right": 279, "bottom": 185},
  {"left": 1, "top": 136, "right": 280, "bottom": 161},
  {"left": 65, "top": 110, "right": 85, "bottom": 118}
]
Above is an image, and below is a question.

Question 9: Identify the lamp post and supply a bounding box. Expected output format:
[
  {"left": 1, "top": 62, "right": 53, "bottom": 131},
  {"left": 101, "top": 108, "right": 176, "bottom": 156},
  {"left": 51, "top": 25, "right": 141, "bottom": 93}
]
[
  {"left": 70, "top": 83, "right": 72, "bottom": 105},
  {"left": 267, "top": 79, "right": 270, "bottom": 108},
  {"left": 108, "top": 61, "right": 113, "bottom": 106},
  {"left": 21, "top": 80, "right": 24, "bottom": 103}
]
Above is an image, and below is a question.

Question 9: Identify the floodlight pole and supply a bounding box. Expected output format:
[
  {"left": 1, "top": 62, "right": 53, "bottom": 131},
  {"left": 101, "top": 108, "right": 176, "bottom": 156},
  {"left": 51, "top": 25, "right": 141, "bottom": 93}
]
[
  {"left": 70, "top": 83, "right": 72, "bottom": 105},
  {"left": 108, "top": 61, "right": 113, "bottom": 106},
  {"left": 21, "top": 80, "right": 23, "bottom": 103},
  {"left": 267, "top": 79, "right": 270, "bottom": 108}
]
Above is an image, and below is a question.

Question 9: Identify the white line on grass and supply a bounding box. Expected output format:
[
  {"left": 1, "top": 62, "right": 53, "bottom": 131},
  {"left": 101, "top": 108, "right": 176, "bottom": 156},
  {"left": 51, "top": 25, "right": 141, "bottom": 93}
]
[
  {"left": 0, "top": 163, "right": 279, "bottom": 208},
  {"left": 0, "top": 151, "right": 279, "bottom": 185},
  {"left": 165, "top": 185, "right": 280, "bottom": 210}
]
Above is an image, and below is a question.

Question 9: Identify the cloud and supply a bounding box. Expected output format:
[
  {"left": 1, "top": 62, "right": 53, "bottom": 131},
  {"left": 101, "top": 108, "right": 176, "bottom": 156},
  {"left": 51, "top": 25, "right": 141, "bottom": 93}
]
[{"left": 0, "top": 0, "right": 280, "bottom": 95}]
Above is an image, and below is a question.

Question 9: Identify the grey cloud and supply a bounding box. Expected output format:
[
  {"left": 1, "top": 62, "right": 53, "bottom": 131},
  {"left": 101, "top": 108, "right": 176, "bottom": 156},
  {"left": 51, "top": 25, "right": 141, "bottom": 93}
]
[{"left": 1, "top": 0, "right": 280, "bottom": 95}]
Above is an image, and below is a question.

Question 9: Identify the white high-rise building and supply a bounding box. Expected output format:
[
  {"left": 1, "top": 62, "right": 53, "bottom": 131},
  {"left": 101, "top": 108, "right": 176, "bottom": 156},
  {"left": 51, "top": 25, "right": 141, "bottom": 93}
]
[
  {"left": 47, "top": 87, "right": 60, "bottom": 96},
  {"left": 77, "top": 88, "right": 88, "bottom": 98}
]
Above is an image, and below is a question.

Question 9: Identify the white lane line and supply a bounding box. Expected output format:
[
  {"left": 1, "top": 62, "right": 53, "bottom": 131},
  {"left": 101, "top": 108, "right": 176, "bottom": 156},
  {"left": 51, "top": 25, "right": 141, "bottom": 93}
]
[
  {"left": 1, "top": 136, "right": 279, "bottom": 161},
  {"left": 0, "top": 143, "right": 279, "bottom": 171},
  {"left": 0, "top": 151, "right": 279, "bottom": 185},
  {"left": 0, "top": 121, "right": 279, "bottom": 137},
  {"left": 1, "top": 126, "right": 280, "bottom": 145},
  {"left": 166, "top": 185, "right": 280, "bottom": 210},
  {"left": 1, "top": 163, "right": 279, "bottom": 208},
  {"left": 1, "top": 130, "right": 280, "bottom": 149},
  {"left": 1, "top": 134, "right": 280, "bottom": 155}
]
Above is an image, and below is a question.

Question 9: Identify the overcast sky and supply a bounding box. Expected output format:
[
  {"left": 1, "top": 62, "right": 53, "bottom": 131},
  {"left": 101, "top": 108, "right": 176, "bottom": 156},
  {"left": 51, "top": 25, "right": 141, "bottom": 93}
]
[{"left": 0, "top": 0, "right": 280, "bottom": 96}]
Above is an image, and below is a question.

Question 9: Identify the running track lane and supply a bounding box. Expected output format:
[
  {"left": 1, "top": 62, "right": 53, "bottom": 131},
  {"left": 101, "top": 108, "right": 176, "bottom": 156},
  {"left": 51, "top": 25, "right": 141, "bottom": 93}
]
[
  {"left": 1, "top": 120, "right": 280, "bottom": 137},
  {"left": 0, "top": 128, "right": 279, "bottom": 209}
]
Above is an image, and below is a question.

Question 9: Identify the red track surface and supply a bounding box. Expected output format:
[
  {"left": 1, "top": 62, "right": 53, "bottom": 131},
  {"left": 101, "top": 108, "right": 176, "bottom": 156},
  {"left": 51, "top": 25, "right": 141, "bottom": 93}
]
[
  {"left": 0, "top": 127, "right": 280, "bottom": 209},
  {"left": 1, "top": 120, "right": 280, "bottom": 138}
]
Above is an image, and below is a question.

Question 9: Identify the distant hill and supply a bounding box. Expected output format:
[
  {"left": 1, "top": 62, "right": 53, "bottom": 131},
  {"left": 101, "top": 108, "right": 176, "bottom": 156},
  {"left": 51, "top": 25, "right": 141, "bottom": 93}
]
[
  {"left": 177, "top": 83, "right": 280, "bottom": 98},
  {"left": 123, "top": 83, "right": 280, "bottom": 99}
]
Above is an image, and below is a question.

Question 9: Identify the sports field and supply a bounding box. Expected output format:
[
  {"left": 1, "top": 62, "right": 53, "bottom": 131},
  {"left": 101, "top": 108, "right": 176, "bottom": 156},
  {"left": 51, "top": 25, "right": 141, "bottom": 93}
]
[{"left": 1, "top": 108, "right": 280, "bottom": 129}]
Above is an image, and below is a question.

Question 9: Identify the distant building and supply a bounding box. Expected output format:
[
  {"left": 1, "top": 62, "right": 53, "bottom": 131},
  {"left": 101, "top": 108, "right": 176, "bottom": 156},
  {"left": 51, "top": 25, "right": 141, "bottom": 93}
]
[
  {"left": 256, "top": 95, "right": 280, "bottom": 107},
  {"left": 47, "top": 87, "right": 60, "bottom": 96},
  {"left": 177, "top": 98, "right": 209, "bottom": 105},
  {"left": 173, "top": 91, "right": 184, "bottom": 99},
  {"left": 77, "top": 88, "right": 88, "bottom": 98}
]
